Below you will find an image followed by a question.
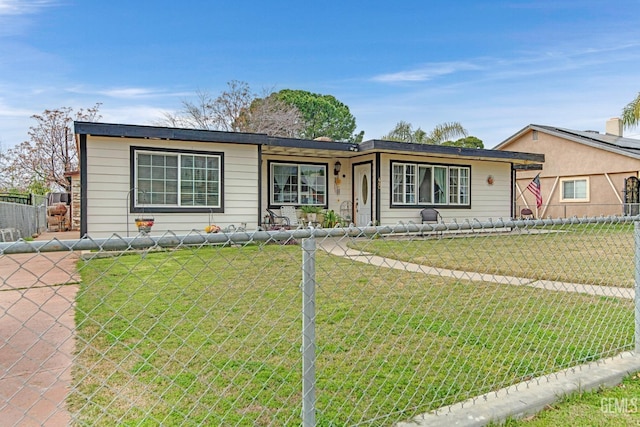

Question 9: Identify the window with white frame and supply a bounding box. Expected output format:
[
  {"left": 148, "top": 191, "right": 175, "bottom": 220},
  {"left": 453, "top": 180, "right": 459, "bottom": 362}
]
[
  {"left": 270, "top": 162, "right": 327, "bottom": 206},
  {"left": 392, "top": 162, "right": 470, "bottom": 206},
  {"left": 449, "top": 166, "right": 469, "bottom": 205},
  {"left": 135, "top": 148, "right": 222, "bottom": 209},
  {"left": 560, "top": 177, "right": 589, "bottom": 202}
]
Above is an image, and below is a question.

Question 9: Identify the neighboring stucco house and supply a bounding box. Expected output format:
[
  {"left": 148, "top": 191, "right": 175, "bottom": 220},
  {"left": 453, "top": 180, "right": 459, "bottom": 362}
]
[
  {"left": 495, "top": 118, "right": 640, "bottom": 219},
  {"left": 74, "top": 121, "right": 544, "bottom": 238}
]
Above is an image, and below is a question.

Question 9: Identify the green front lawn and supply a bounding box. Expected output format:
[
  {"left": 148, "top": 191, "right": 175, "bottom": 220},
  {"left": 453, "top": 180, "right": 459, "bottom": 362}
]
[
  {"left": 350, "top": 224, "right": 634, "bottom": 287},
  {"left": 69, "top": 230, "right": 635, "bottom": 425},
  {"left": 499, "top": 372, "right": 640, "bottom": 426}
]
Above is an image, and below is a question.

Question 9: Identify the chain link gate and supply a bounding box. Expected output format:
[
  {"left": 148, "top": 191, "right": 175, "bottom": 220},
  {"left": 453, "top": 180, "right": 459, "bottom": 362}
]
[{"left": 1, "top": 217, "right": 638, "bottom": 426}]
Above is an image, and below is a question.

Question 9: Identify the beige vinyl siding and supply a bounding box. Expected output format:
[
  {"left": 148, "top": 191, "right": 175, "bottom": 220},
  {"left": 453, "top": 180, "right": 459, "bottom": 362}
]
[
  {"left": 85, "top": 136, "right": 259, "bottom": 237},
  {"left": 379, "top": 154, "right": 512, "bottom": 224}
]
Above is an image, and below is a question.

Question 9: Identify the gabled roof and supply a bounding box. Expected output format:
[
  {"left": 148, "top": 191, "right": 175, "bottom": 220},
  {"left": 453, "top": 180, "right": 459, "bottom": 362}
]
[
  {"left": 75, "top": 121, "right": 544, "bottom": 165},
  {"left": 495, "top": 124, "right": 640, "bottom": 160}
]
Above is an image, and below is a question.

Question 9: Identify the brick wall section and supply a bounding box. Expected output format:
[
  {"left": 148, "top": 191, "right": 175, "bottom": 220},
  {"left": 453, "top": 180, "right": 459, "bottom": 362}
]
[{"left": 69, "top": 172, "right": 80, "bottom": 231}]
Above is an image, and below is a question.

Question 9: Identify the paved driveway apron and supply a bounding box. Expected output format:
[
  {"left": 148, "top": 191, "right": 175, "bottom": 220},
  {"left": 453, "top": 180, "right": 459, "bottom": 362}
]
[{"left": 0, "top": 236, "right": 80, "bottom": 427}]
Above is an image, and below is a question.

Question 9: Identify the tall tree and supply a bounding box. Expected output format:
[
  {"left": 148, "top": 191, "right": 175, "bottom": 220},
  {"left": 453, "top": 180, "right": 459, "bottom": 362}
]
[
  {"left": 160, "top": 83, "right": 361, "bottom": 141},
  {"left": 160, "top": 81, "right": 254, "bottom": 131},
  {"left": 1, "top": 104, "right": 101, "bottom": 192},
  {"left": 160, "top": 89, "right": 219, "bottom": 130},
  {"left": 622, "top": 92, "right": 640, "bottom": 129},
  {"left": 160, "top": 81, "right": 307, "bottom": 137},
  {"left": 381, "top": 120, "right": 418, "bottom": 142},
  {"left": 235, "top": 92, "right": 305, "bottom": 137},
  {"left": 442, "top": 136, "right": 484, "bottom": 149},
  {"left": 212, "top": 80, "right": 255, "bottom": 132},
  {"left": 272, "top": 89, "right": 358, "bottom": 141},
  {"left": 0, "top": 142, "right": 14, "bottom": 192},
  {"left": 382, "top": 121, "right": 468, "bottom": 145}
]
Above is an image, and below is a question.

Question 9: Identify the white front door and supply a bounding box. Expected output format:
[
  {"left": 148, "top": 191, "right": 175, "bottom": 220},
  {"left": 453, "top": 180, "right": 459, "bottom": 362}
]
[{"left": 354, "top": 163, "right": 372, "bottom": 226}]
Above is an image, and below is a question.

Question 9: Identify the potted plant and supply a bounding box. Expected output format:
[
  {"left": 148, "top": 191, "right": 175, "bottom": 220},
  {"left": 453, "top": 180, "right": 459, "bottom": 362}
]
[
  {"left": 134, "top": 217, "right": 154, "bottom": 234},
  {"left": 300, "top": 205, "right": 323, "bottom": 222},
  {"left": 323, "top": 209, "right": 339, "bottom": 228}
]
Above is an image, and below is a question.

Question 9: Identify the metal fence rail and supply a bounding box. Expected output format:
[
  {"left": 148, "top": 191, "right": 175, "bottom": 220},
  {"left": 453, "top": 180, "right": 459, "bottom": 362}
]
[{"left": 0, "top": 217, "right": 638, "bottom": 426}]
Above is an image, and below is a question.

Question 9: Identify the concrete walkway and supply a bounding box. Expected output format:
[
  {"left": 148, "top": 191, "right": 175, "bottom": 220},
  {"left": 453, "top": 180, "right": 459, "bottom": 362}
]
[
  {"left": 318, "top": 236, "right": 634, "bottom": 300},
  {"left": 0, "top": 231, "right": 80, "bottom": 426},
  {"left": 318, "top": 236, "right": 640, "bottom": 425}
]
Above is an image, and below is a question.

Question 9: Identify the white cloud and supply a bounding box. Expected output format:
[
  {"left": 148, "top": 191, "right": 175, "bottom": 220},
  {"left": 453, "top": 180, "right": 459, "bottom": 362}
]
[
  {"left": 370, "top": 42, "right": 640, "bottom": 87},
  {"left": 67, "top": 85, "right": 191, "bottom": 100},
  {"left": 0, "top": 0, "right": 58, "bottom": 36},
  {"left": 371, "top": 62, "right": 482, "bottom": 83},
  {"left": 0, "top": 0, "right": 55, "bottom": 15},
  {"left": 99, "top": 88, "right": 161, "bottom": 99},
  {"left": 0, "top": 98, "right": 34, "bottom": 117}
]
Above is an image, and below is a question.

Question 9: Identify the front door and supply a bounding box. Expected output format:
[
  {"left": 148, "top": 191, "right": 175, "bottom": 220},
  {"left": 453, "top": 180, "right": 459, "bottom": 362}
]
[{"left": 354, "top": 163, "right": 372, "bottom": 226}]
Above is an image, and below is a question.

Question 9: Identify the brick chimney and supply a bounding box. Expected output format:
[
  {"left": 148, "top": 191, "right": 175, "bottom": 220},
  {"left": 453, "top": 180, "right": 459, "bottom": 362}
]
[{"left": 605, "top": 117, "right": 623, "bottom": 137}]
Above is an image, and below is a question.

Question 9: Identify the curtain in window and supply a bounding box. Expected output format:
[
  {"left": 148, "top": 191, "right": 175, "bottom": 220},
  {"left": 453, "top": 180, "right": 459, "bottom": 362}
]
[
  {"left": 301, "top": 166, "right": 325, "bottom": 204},
  {"left": 273, "top": 165, "right": 296, "bottom": 203},
  {"left": 434, "top": 167, "right": 447, "bottom": 204},
  {"left": 418, "top": 166, "right": 432, "bottom": 203}
]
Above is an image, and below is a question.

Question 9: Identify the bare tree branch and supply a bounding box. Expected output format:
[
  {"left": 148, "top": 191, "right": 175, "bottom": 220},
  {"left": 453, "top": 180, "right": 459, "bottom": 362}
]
[
  {"left": 1, "top": 103, "right": 101, "bottom": 193},
  {"left": 158, "top": 81, "right": 308, "bottom": 138},
  {"left": 236, "top": 92, "right": 305, "bottom": 137}
]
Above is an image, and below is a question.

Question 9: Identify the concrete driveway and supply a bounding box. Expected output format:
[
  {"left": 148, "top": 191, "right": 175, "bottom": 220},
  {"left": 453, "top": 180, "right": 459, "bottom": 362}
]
[{"left": 0, "top": 232, "right": 80, "bottom": 426}]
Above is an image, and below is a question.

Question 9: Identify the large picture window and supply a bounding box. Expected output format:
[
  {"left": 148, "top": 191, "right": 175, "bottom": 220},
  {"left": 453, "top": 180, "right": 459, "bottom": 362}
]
[
  {"left": 392, "top": 162, "right": 470, "bottom": 206},
  {"left": 560, "top": 177, "right": 589, "bottom": 202},
  {"left": 270, "top": 162, "right": 326, "bottom": 206},
  {"left": 134, "top": 148, "right": 222, "bottom": 210}
]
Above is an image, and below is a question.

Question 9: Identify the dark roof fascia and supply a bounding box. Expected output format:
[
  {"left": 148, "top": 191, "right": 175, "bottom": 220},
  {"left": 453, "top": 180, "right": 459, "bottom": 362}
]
[
  {"left": 360, "top": 139, "right": 544, "bottom": 163},
  {"left": 513, "top": 163, "right": 544, "bottom": 171},
  {"left": 74, "top": 121, "right": 269, "bottom": 145},
  {"left": 73, "top": 121, "right": 545, "bottom": 163},
  {"left": 265, "top": 136, "right": 360, "bottom": 153}
]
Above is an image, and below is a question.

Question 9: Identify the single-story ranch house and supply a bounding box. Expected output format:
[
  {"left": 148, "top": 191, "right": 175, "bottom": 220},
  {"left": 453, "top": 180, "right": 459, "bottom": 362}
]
[{"left": 74, "top": 121, "right": 544, "bottom": 238}]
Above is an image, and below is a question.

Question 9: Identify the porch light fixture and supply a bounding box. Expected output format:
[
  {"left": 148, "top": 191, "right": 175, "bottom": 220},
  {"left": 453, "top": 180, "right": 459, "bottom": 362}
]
[{"left": 334, "top": 161, "right": 342, "bottom": 176}]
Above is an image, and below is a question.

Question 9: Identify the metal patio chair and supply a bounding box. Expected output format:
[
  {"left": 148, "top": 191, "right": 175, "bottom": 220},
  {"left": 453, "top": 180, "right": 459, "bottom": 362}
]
[
  {"left": 420, "top": 208, "right": 442, "bottom": 237},
  {"left": 265, "top": 209, "right": 290, "bottom": 230},
  {"left": 280, "top": 206, "right": 300, "bottom": 228},
  {"left": 521, "top": 208, "right": 534, "bottom": 219}
]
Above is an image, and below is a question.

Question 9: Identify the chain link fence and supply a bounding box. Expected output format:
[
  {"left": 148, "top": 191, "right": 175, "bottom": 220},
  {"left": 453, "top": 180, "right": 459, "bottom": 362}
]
[
  {"left": 0, "top": 216, "right": 638, "bottom": 426},
  {"left": 0, "top": 195, "right": 47, "bottom": 241}
]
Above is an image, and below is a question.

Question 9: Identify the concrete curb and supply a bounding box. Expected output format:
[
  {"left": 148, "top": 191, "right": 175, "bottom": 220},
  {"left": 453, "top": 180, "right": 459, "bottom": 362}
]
[{"left": 396, "top": 351, "right": 640, "bottom": 426}]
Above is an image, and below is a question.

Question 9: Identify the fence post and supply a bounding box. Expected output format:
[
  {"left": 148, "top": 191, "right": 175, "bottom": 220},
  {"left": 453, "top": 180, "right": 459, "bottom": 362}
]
[
  {"left": 302, "top": 237, "right": 316, "bottom": 427},
  {"left": 636, "top": 222, "right": 640, "bottom": 354}
]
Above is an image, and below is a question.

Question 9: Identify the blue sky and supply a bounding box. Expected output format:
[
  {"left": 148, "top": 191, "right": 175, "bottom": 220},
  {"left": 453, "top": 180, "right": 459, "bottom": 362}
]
[{"left": 1, "top": 0, "right": 639, "bottom": 150}]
